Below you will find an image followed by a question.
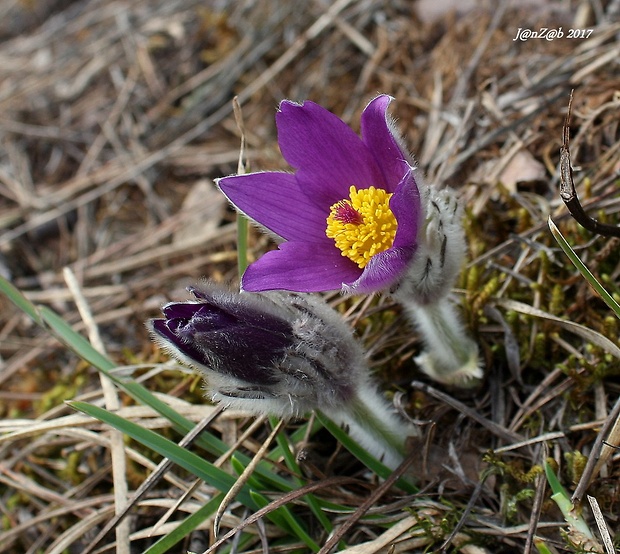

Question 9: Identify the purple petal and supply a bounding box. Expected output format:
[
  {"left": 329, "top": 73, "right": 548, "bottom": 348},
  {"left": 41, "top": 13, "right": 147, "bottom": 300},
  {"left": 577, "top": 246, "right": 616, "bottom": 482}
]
[
  {"left": 242, "top": 241, "right": 361, "bottom": 292},
  {"left": 342, "top": 247, "right": 414, "bottom": 294},
  {"left": 276, "top": 100, "right": 385, "bottom": 208},
  {"left": 151, "top": 318, "right": 175, "bottom": 343},
  {"left": 150, "top": 318, "right": 213, "bottom": 369},
  {"left": 217, "top": 172, "right": 329, "bottom": 242},
  {"left": 343, "top": 169, "right": 421, "bottom": 294},
  {"left": 162, "top": 301, "right": 207, "bottom": 321},
  {"left": 390, "top": 169, "right": 422, "bottom": 250},
  {"left": 361, "top": 95, "right": 410, "bottom": 192},
  {"left": 152, "top": 305, "right": 290, "bottom": 385},
  {"left": 182, "top": 288, "right": 294, "bottom": 336},
  {"left": 162, "top": 302, "right": 239, "bottom": 333},
  {"left": 201, "top": 327, "right": 287, "bottom": 385}
]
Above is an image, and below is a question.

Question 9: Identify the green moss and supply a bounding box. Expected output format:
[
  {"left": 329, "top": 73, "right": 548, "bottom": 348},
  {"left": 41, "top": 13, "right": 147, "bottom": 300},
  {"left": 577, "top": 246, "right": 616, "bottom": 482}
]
[{"left": 564, "top": 451, "right": 588, "bottom": 487}]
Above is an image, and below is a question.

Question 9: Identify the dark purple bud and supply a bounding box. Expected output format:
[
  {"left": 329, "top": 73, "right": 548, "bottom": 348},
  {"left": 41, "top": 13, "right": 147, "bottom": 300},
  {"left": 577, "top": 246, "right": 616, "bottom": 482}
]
[
  {"left": 151, "top": 289, "right": 294, "bottom": 386},
  {"left": 149, "top": 284, "right": 369, "bottom": 418}
]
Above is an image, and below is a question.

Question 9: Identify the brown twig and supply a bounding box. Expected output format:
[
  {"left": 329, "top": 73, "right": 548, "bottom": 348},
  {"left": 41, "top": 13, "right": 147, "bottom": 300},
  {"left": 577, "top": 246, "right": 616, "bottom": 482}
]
[
  {"left": 317, "top": 451, "right": 417, "bottom": 554},
  {"left": 572, "top": 394, "right": 620, "bottom": 506},
  {"left": 524, "top": 445, "right": 548, "bottom": 554},
  {"left": 81, "top": 406, "right": 225, "bottom": 554},
  {"left": 559, "top": 90, "right": 620, "bottom": 238},
  {"left": 202, "top": 476, "right": 360, "bottom": 554},
  {"left": 411, "top": 381, "right": 524, "bottom": 444}
]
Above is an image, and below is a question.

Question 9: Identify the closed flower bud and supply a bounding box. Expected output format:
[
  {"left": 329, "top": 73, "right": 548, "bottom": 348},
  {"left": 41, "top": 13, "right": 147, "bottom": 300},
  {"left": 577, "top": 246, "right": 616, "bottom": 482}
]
[
  {"left": 149, "top": 284, "right": 365, "bottom": 418},
  {"left": 149, "top": 284, "right": 416, "bottom": 468}
]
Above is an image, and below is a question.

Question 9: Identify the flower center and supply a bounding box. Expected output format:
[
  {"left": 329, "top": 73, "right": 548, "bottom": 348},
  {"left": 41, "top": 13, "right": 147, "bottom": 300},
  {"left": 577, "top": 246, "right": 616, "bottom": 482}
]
[{"left": 326, "top": 185, "right": 397, "bottom": 268}]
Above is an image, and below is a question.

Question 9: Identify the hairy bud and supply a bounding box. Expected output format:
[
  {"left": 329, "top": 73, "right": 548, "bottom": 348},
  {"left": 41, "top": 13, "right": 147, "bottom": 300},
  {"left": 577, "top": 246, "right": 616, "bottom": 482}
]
[
  {"left": 149, "top": 284, "right": 416, "bottom": 468},
  {"left": 149, "top": 285, "right": 365, "bottom": 418}
]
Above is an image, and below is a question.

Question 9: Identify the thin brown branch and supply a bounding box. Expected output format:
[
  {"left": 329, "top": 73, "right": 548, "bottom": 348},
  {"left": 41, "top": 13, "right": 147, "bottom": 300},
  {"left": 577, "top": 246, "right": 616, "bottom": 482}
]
[{"left": 559, "top": 90, "right": 620, "bottom": 238}]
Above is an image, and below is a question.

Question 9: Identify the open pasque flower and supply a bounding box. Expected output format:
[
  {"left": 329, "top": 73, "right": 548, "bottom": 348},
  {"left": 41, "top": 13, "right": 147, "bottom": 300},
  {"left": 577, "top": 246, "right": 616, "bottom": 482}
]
[
  {"left": 149, "top": 284, "right": 415, "bottom": 468},
  {"left": 218, "top": 96, "right": 483, "bottom": 386},
  {"left": 217, "top": 95, "right": 421, "bottom": 294}
]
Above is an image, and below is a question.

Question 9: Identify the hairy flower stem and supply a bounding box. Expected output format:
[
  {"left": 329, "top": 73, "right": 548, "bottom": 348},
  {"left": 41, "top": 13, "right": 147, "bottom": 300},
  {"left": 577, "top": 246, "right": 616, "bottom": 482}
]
[
  {"left": 323, "top": 383, "right": 414, "bottom": 470},
  {"left": 402, "top": 296, "right": 482, "bottom": 387}
]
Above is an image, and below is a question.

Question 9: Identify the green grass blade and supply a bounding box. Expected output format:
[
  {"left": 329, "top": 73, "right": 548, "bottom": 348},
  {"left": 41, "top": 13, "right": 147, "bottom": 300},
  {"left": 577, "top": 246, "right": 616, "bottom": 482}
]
[
  {"left": 269, "top": 417, "right": 335, "bottom": 537},
  {"left": 278, "top": 509, "right": 319, "bottom": 552},
  {"left": 249, "top": 491, "right": 320, "bottom": 553},
  {"left": 39, "top": 306, "right": 231, "bottom": 454},
  {"left": 237, "top": 213, "right": 249, "bottom": 278},
  {"left": 549, "top": 217, "right": 620, "bottom": 319},
  {"left": 3, "top": 280, "right": 297, "bottom": 494},
  {"left": 0, "top": 274, "right": 44, "bottom": 326},
  {"left": 544, "top": 461, "right": 594, "bottom": 540},
  {"left": 0, "top": 277, "right": 211, "bottom": 451},
  {"left": 230, "top": 455, "right": 265, "bottom": 490},
  {"left": 534, "top": 537, "right": 557, "bottom": 554},
  {"left": 70, "top": 400, "right": 259, "bottom": 507},
  {"left": 1, "top": 276, "right": 307, "bottom": 511},
  {"left": 229, "top": 454, "right": 320, "bottom": 550},
  {"left": 142, "top": 494, "right": 222, "bottom": 554},
  {"left": 233, "top": 98, "right": 249, "bottom": 280},
  {"left": 543, "top": 459, "right": 565, "bottom": 497},
  {"left": 39, "top": 306, "right": 116, "bottom": 370},
  {"left": 71, "top": 402, "right": 319, "bottom": 548},
  {"left": 316, "top": 411, "right": 417, "bottom": 494}
]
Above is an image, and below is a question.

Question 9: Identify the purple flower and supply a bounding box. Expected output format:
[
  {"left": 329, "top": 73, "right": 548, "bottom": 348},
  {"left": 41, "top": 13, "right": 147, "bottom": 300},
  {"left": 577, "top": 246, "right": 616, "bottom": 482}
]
[
  {"left": 217, "top": 95, "right": 422, "bottom": 294},
  {"left": 150, "top": 286, "right": 292, "bottom": 387},
  {"left": 148, "top": 285, "right": 366, "bottom": 418}
]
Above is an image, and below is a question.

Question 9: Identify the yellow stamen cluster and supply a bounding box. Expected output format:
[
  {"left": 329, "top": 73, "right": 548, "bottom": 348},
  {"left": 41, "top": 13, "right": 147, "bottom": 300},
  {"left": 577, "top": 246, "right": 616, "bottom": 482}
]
[{"left": 326, "top": 185, "right": 397, "bottom": 268}]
